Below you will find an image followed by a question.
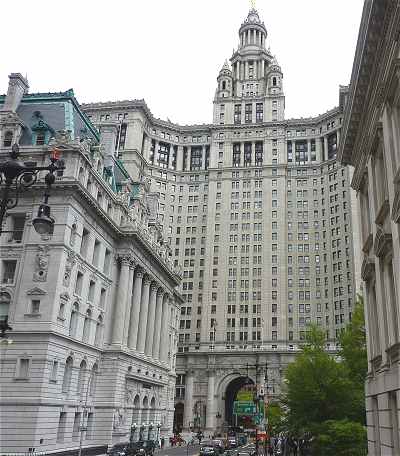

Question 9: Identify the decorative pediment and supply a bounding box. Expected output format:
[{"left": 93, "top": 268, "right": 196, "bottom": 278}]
[
  {"left": 31, "top": 118, "right": 55, "bottom": 134},
  {"left": 373, "top": 227, "right": 392, "bottom": 258},
  {"left": 361, "top": 256, "right": 375, "bottom": 281},
  {"left": 26, "top": 287, "right": 47, "bottom": 296}
]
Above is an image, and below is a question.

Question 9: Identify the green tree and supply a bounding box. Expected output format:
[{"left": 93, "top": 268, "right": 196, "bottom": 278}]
[
  {"left": 338, "top": 296, "right": 368, "bottom": 424},
  {"left": 266, "top": 403, "right": 286, "bottom": 436},
  {"left": 313, "top": 420, "right": 367, "bottom": 456},
  {"left": 284, "top": 326, "right": 358, "bottom": 432},
  {"left": 339, "top": 296, "right": 368, "bottom": 384}
]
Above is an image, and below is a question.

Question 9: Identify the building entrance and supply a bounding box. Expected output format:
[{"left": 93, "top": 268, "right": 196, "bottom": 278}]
[{"left": 224, "top": 376, "right": 254, "bottom": 426}]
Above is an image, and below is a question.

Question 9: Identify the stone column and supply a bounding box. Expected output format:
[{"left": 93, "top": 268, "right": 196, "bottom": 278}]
[
  {"left": 206, "top": 370, "right": 215, "bottom": 430},
  {"left": 176, "top": 145, "right": 183, "bottom": 171},
  {"left": 323, "top": 136, "right": 328, "bottom": 161},
  {"left": 183, "top": 370, "right": 194, "bottom": 429},
  {"left": 123, "top": 261, "right": 136, "bottom": 346},
  {"left": 159, "top": 296, "right": 170, "bottom": 361},
  {"left": 153, "top": 290, "right": 164, "bottom": 359},
  {"left": 111, "top": 254, "right": 131, "bottom": 345},
  {"left": 128, "top": 269, "right": 144, "bottom": 350},
  {"left": 145, "top": 283, "right": 158, "bottom": 356},
  {"left": 307, "top": 139, "right": 311, "bottom": 163},
  {"left": 202, "top": 145, "right": 207, "bottom": 170},
  {"left": 137, "top": 275, "right": 151, "bottom": 353},
  {"left": 153, "top": 140, "right": 158, "bottom": 164}
]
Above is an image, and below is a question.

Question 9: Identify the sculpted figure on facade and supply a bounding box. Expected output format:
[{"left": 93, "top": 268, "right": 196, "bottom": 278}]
[
  {"left": 33, "top": 245, "right": 50, "bottom": 282},
  {"left": 63, "top": 250, "right": 76, "bottom": 287}
]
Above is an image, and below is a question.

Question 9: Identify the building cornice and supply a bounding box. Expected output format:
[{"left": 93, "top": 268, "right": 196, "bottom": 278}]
[{"left": 338, "top": 0, "right": 396, "bottom": 165}]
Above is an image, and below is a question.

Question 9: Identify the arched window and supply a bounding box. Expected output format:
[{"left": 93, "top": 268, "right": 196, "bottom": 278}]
[
  {"left": 222, "top": 81, "right": 226, "bottom": 90},
  {"left": 89, "top": 363, "right": 98, "bottom": 397},
  {"left": 3, "top": 131, "right": 13, "bottom": 147},
  {"left": 58, "top": 301, "right": 66, "bottom": 320},
  {"left": 77, "top": 359, "right": 87, "bottom": 395},
  {"left": 82, "top": 309, "right": 91, "bottom": 343},
  {"left": 62, "top": 356, "right": 73, "bottom": 393},
  {"left": 0, "top": 291, "right": 11, "bottom": 323},
  {"left": 272, "top": 77, "right": 277, "bottom": 87},
  {"left": 149, "top": 397, "right": 156, "bottom": 422},
  {"left": 36, "top": 131, "right": 46, "bottom": 145},
  {"left": 94, "top": 315, "right": 103, "bottom": 347},
  {"left": 69, "top": 302, "right": 79, "bottom": 337}
]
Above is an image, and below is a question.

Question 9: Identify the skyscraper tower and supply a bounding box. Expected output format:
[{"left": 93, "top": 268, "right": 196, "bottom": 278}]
[{"left": 83, "top": 7, "right": 358, "bottom": 433}]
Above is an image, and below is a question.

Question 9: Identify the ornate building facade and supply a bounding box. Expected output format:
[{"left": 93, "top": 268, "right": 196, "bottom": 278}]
[
  {"left": 339, "top": 1, "right": 400, "bottom": 454},
  {"left": 0, "top": 74, "right": 181, "bottom": 455},
  {"left": 83, "top": 9, "right": 359, "bottom": 433}
]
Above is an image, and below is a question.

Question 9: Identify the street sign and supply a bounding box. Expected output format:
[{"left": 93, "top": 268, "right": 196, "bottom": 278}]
[
  {"left": 236, "top": 390, "right": 254, "bottom": 401},
  {"left": 233, "top": 401, "right": 256, "bottom": 415}
]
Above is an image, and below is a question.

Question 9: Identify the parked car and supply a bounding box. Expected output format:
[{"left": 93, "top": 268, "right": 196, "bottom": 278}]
[
  {"left": 212, "top": 439, "right": 226, "bottom": 454},
  {"left": 200, "top": 441, "right": 219, "bottom": 456},
  {"left": 227, "top": 437, "right": 238, "bottom": 448},
  {"left": 107, "top": 443, "right": 129, "bottom": 456}
]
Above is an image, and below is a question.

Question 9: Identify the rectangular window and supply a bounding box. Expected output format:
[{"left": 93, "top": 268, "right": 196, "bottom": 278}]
[
  {"left": 92, "top": 239, "right": 101, "bottom": 268},
  {"left": 31, "top": 299, "right": 40, "bottom": 314},
  {"left": 80, "top": 229, "right": 90, "bottom": 257},
  {"left": 57, "top": 412, "right": 67, "bottom": 442},
  {"left": 72, "top": 412, "right": 81, "bottom": 441},
  {"left": 9, "top": 214, "right": 26, "bottom": 242},
  {"left": 256, "top": 103, "right": 263, "bottom": 122},
  {"left": 75, "top": 271, "right": 84, "bottom": 296},
  {"left": 16, "top": 358, "right": 30, "bottom": 379},
  {"left": 50, "top": 360, "right": 58, "bottom": 382},
  {"left": 2, "top": 260, "right": 17, "bottom": 284},
  {"left": 100, "top": 288, "right": 107, "bottom": 309},
  {"left": 103, "top": 249, "right": 111, "bottom": 275},
  {"left": 245, "top": 104, "right": 252, "bottom": 123}
]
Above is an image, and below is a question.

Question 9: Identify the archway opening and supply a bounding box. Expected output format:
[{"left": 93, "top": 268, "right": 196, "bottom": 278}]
[
  {"left": 174, "top": 403, "right": 184, "bottom": 433},
  {"left": 224, "top": 376, "right": 254, "bottom": 427}
]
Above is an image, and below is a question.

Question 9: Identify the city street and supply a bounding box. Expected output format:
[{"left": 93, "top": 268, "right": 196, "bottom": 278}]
[{"left": 156, "top": 444, "right": 200, "bottom": 456}]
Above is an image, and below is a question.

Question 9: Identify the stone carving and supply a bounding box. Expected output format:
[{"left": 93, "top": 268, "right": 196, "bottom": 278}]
[
  {"left": 125, "top": 385, "right": 134, "bottom": 405},
  {"left": 113, "top": 408, "right": 125, "bottom": 431},
  {"left": 33, "top": 246, "right": 50, "bottom": 282},
  {"left": 48, "top": 129, "right": 72, "bottom": 147},
  {"left": 63, "top": 250, "right": 76, "bottom": 287}
]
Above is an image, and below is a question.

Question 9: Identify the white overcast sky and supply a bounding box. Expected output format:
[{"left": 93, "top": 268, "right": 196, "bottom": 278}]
[{"left": 2, "top": 0, "right": 364, "bottom": 125}]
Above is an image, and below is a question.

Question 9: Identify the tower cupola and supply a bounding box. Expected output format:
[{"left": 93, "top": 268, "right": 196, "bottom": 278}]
[
  {"left": 267, "top": 56, "right": 283, "bottom": 95},
  {"left": 216, "top": 60, "right": 233, "bottom": 99},
  {"left": 239, "top": 8, "right": 267, "bottom": 50}
]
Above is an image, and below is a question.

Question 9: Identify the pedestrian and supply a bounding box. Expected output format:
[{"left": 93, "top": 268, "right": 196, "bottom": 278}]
[
  {"left": 268, "top": 444, "right": 274, "bottom": 456},
  {"left": 161, "top": 437, "right": 165, "bottom": 449}
]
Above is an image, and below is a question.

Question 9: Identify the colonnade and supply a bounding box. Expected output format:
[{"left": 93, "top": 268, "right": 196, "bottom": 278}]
[{"left": 111, "top": 253, "right": 171, "bottom": 362}]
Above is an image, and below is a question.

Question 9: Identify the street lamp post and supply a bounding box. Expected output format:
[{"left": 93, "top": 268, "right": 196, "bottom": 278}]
[
  {"left": 0, "top": 144, "right": 64, "bottom": 236},
  {"left": 78, "top": 363, "right": 99, "bottom": 456}
]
